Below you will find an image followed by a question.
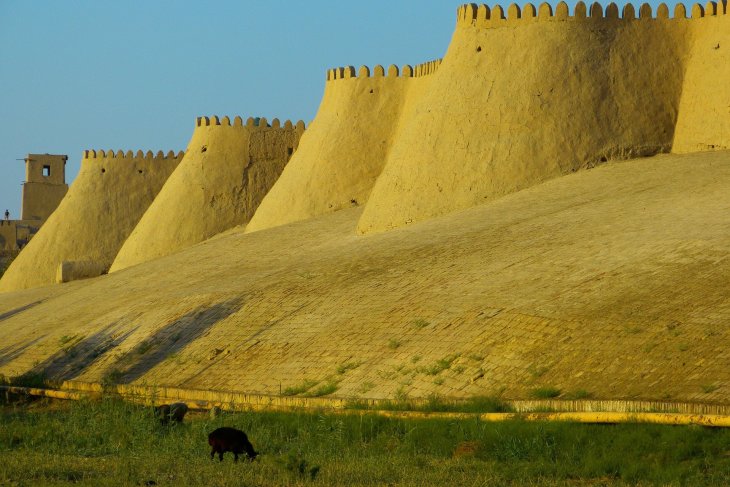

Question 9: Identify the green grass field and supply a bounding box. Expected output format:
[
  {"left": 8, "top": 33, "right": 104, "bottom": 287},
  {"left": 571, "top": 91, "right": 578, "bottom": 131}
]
[{"left": 2, "top": 395, "right": 730, "bottom": 486}]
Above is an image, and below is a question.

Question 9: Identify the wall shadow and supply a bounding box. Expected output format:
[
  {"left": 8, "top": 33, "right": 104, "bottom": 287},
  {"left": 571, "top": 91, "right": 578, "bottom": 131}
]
[
  {"left": 12, "top": 323, "right": 137, "bottom": 385},
  {"left": 113, "top": 297, "right": 243, "bottom": 384},
  {"left": 0, "top": 336, "right": 45, "bottom": 369},
  {"left": 8, "top": 298, "right": 243, "bottom": 386},
  {"left": 0, "top": 300, "right": 44, "bottom": 322}
]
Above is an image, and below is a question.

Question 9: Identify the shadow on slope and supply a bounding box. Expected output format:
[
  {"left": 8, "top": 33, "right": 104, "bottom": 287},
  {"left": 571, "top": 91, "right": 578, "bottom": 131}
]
[
  {"left": 0, "top": 336, "right": 45, "bottom": 369},
  {"left": 10, "top": 298, "right": 243, "bottom": 386},
  {"left": 111, "top": 297, "right": 243, "bottom": 384},
  {"left": 0, "top": 301, "right": 44, "bottom": 323}
]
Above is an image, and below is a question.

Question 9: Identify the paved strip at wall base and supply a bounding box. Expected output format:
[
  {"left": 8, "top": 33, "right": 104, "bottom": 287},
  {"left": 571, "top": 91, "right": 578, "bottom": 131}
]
[{"left": 3, "top": 382, "right": 730, "bottom": 427}]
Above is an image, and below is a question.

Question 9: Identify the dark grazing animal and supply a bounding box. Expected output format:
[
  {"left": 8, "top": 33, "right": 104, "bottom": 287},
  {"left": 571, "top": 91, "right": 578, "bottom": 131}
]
[
  {"left": 154, "top": 402, "right": 189, "bottom": 425},
  {"left": 208, "top": 427, "right": 257, "bottom": 462}
]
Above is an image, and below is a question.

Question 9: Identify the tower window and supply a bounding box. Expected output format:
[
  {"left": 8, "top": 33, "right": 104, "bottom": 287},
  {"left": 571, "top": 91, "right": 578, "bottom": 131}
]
[{"left": 42, "top": 165, "right": 50, "bottom": 177}]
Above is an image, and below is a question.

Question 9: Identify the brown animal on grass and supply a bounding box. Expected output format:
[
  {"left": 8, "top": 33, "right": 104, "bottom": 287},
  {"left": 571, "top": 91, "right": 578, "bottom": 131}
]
[
  {"left": 154, "top": 402, "right": 188, "bottom": 425},
  {"left": 208, "top": 427, "right": 258, "bottom": 462}
]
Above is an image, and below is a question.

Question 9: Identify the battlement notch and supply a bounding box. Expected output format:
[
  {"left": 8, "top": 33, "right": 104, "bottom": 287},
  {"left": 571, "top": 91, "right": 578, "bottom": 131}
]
[
  {"left": 83, "top": 149, "right": 183, "bottom": 160},
  {"left": 456, "top": 0, "right": 724, "bottom": 26},
  {"left": 195, "top": 115, "right": 305, "bottom": 131},
  {"left": 327, "top": 58, "right": 443, "bottom": 82}
]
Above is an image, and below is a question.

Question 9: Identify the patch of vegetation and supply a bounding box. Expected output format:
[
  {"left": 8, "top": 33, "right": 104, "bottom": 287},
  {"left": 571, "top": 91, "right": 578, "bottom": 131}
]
[
  {"left": 702, "top": 383, "right": 719, "bottom": 394},
  {"left": 335, "top": 361, "right": 361, "bottom": 375},
  {"left": 420, "top": 354, "right": 459, "bottom": 376},
  {"left": 433, "top": 377, "right": 444, "bottom": 385},
  {"left": 3, "top": 397, "right": 730, "bottom": 486},
  {"left": 393, "top": 386, "right": 409, "bottom": 402},
  {"left": 528, "top": 365, "right": 549, "bottom": 378},
  {"left": 410, "top": 355, "right": 421, "bottom": 364},
  {"left": 387, "top": 338, "right": 402, "bottom": 350},
  {"left": 412, "top": 319, "right": 430, "bottom": 329},
  {"left": 281, "top": 451, "right": 320, "bottom": 481},
  {"left": 376, "top": 369, "right": 396, "bottom": 380},
  {"left": 310, "top": 382, "right": 338, "bottom": 397},
  {"left": 346, "top": 394, "right": 513, "bottom": 414},
  {"left": 282, "top": 379, "right": 318, "bottom": 396},
  {"left": 467, "top": 353, "right": 485, "bottom": 362},
  {"left": 566, "top": 389, "right": 593, "bottom": 400},
  {"left": 9, "top": 370, "right": 48, "bottom": 389},
  {"left": 358, "top": 381, "right": 374, "bottom": 394},
  {"left": 530, "top": 387, "right": 561, "bottom": 399},
  {"left": 100, "top": 368, "right": 124, "bottom": 389}
]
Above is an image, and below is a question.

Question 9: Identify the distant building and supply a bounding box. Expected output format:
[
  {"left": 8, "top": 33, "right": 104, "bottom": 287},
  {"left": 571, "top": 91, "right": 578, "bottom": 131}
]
[{"left": 0, "top": 154, "right": 68, "bottom": 251}]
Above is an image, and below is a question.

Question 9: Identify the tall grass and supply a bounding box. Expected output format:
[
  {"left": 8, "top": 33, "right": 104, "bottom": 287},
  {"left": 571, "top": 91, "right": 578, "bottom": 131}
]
[{"left": 2, "top": 396, "right": 730, "bottom": 486}]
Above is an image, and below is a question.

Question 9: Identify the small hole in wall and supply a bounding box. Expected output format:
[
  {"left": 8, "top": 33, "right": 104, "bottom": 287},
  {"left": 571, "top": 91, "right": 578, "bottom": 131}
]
[
  {"left": 138, "top": 169, "right": 143, "bottom": 174},
  {"left": 600, "top": 156, "right": 607, "bottom": 162},
  {"left": 101, "top": 168, "right": 106, "bottom": 174},
  {"left": 476, "top": 46, "right": 482, "bottom": 52},
  {"left": 201, "top": 145, "right": 207, "bottom": 153},
  {"left": 369, "top": 89, "right": 374, "bottom": 94}
]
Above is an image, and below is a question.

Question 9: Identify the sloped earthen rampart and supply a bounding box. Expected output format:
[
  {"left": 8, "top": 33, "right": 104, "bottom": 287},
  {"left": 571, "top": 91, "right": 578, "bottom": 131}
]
[
  {"left": 110, "top": 116, "right": 305, "bottom": 272},
  {"left": 0, "top": 150, "right": 183, "bottom": 292}
]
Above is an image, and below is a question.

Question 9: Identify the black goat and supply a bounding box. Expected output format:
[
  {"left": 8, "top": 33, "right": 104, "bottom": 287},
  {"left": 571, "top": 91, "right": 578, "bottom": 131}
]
[{"left": 208, "top": 427, "right": 257, "bottom": 462}]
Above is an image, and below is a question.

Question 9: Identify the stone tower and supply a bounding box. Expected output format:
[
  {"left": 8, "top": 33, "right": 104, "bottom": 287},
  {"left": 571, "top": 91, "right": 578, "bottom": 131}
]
[{"left": 21, "top": 153, "right": 69, "bottom": 222}]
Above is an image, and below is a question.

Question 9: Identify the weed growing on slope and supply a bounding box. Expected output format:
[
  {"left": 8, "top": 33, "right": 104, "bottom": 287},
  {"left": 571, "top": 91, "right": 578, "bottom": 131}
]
[
  {"left": 282, "top": 379, "right": 317, "bottom": 396},
  {"left": 335, "top": 361, "right": 361, "bottom": 375},
  {"left": 310, "top": 381, "right": 338, "bottom": 397},
  {"left": 530, "top": 387, "right": 561, "bottom": 399},
  {"left": 346, "top": 394, "right": 513, "bottom": 414},
  {"left": 412, "top": 319, "right": 430, "bottom": 329},
  {"left": 420, "top": 355, "right": 459, "bottom": 376},
  {"left": 566, "top": 389, "right": 593, "bottom": 400}
]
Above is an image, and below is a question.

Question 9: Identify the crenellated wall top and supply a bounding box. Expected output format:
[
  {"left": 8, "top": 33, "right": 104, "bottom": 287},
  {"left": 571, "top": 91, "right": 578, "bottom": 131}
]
[
  {"left": 82, "top": 149, "right": 185, "bottom": 160},
  {"left": 195, "top": 115, "right": 306, "bottom": 132},
  {"left": 326, "top": 58, "right": 443, "bottom": 83},
  {"left": 456, "top": 1, "right": 726, "bottom": 27}
]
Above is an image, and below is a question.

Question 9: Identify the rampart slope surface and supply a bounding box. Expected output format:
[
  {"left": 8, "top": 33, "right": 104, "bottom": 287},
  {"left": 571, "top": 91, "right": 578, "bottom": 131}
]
[
  {"left": 0, "top": 2, "right": 729, "bottom": 406},
  {"left": 110, "top": 117, "right": 304, "bottom": 272},
  {"left": 0, "top": 151, "right": 182, "bottom": 292},
  {"left": 0, "top": 151, "right": 728, "bottom": 402}
]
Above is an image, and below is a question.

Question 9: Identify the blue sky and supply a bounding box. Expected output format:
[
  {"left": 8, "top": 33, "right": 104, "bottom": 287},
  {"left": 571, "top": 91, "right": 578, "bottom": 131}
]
[{"left": 0, "top": 1, "right": 682, "bottom": 217}]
